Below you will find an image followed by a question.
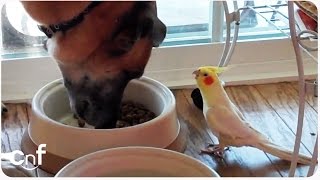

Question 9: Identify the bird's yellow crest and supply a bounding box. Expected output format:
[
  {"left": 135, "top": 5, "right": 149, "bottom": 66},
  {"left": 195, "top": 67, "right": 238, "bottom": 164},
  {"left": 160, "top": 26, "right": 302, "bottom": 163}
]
[{"left": 202, "top": 66, "right": 228, "bottom": 74}]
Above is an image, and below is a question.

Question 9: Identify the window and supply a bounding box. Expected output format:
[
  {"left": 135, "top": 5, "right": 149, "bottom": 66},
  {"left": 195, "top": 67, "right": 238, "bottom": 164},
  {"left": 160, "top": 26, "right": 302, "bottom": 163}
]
[{"left": 1, "top": 1, "right": 317, "bottom": 101}]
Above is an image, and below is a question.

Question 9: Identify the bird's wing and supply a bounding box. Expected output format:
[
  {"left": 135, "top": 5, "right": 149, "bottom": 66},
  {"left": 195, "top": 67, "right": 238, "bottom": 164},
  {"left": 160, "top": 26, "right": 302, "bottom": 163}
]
[{"left": 205, "top": 105, "right": 262, "bottom": 142}]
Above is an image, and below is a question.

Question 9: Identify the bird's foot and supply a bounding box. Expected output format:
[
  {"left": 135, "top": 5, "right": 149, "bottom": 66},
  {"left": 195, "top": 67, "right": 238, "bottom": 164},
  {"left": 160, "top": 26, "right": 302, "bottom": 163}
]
[{"left": 200, "top": 143, "right": 228, "bottom": 158}]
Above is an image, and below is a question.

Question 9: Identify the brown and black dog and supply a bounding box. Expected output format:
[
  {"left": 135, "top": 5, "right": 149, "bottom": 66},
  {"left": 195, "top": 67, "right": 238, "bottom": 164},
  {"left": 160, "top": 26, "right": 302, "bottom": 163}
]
[{"left": 21, "top": 1, "right": 166, "bottom": 129}]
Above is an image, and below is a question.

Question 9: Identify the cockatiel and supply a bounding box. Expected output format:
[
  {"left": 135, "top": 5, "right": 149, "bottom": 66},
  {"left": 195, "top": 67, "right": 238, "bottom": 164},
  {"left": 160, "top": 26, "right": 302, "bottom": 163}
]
[{"left": 193, "top": 66, "right": 313, "bottom": 165}]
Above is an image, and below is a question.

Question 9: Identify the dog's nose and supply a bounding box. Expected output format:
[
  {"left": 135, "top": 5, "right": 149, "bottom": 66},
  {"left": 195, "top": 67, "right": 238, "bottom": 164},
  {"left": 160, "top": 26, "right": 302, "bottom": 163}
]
[
  {"left": 71, "top": 92, "right": 122, "bottom": 129},
  {"left": 74, "top": 100, "right": 89, "bottom": 119}
]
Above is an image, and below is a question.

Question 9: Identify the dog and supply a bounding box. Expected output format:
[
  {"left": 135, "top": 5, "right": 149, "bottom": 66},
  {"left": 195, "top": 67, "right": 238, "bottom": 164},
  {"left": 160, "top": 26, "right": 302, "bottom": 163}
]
[{"left": 21, "top": 1, "right": 166, "bottom": 129}]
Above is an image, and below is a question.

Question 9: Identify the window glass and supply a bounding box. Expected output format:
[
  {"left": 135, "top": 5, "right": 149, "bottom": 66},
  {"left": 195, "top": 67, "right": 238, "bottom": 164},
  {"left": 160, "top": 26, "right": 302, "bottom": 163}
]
[{"left": 157, "top": 0, "right": 211, "bottom": 46}]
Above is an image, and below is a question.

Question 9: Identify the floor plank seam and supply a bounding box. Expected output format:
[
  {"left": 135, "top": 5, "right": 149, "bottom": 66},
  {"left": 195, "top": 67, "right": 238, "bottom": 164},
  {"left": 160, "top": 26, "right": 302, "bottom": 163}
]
[
  {"left": 289, "top": 82, "right": 318, "bottom": 113},
  {"left": 25, "top": 104, "right": 31, "bottom": 123}
]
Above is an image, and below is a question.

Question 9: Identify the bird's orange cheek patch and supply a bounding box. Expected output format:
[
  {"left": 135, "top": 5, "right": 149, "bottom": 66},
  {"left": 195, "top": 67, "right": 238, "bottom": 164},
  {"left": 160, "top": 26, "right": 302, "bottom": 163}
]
[{"left": 204, "top": 76, "right": 214, "bottom": 85}]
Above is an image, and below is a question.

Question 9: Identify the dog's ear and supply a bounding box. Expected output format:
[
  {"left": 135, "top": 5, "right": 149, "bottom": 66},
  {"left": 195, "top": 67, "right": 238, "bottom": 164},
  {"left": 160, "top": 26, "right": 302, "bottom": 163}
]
[
  {"left": 147, "top": 2, "right": 166, "bottom": 47},
  {"left": 109, "top": 2, "right": 166, "bottom": 56},
  {"left": 150, "top": 16, "right": 166, "bottom": 47}
]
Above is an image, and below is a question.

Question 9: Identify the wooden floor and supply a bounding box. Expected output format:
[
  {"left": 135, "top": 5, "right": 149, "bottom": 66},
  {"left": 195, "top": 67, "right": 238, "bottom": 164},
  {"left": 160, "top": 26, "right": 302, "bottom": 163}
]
[{"left": 1, "top": 82, "right": 318, "bottom": 177}]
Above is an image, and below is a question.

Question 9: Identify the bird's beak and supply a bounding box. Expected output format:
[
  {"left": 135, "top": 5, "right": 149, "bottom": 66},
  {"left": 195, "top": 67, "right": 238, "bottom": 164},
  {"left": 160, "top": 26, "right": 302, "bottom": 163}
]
[{"left": 192, "top": 69, "right": 200, "bottom": 79}]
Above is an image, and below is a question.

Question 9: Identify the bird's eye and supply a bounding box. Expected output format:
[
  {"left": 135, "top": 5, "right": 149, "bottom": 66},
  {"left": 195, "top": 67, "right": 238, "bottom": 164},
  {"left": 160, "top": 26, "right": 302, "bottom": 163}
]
[{"left": 203, "top": 73, "right": 208, "bottom": 77}]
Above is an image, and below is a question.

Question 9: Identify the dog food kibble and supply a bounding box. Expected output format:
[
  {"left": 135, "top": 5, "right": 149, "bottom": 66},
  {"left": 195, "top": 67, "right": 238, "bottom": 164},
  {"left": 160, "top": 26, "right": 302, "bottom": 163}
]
[{"left": 116, "top": 101, "right": 156, "bottom": 128}]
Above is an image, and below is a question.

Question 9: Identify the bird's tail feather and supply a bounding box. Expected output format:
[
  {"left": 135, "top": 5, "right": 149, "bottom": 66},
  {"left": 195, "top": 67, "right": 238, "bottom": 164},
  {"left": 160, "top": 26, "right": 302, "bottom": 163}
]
[{"left": 255, "top": 140, "right": 313, "bottom": 165}]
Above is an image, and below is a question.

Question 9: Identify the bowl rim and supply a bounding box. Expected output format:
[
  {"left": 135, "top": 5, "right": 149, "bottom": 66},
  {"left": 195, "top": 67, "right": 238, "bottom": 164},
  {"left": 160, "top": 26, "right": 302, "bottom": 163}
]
[
  {"left": 31, "top": 76, "right": 176, "bottom": 132},
  {"left": 55, "top": 146, "right": 220, "bottom": 177}
]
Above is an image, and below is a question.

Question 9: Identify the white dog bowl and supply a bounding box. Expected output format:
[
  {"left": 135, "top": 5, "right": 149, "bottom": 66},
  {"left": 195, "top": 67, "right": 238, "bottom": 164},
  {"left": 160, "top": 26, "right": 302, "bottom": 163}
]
[
  {"left": 55, "top": 147, "right": 220, "bottom": 177},
  {"left": 29, "top": 76, "right": 180, "bottom": 161}
]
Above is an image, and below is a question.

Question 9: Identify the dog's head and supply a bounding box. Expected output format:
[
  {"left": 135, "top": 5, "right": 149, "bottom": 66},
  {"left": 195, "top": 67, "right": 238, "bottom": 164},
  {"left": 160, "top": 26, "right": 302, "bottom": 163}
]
[{"left": 24, "top": 1, "right": 166, "bottom": 128}]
